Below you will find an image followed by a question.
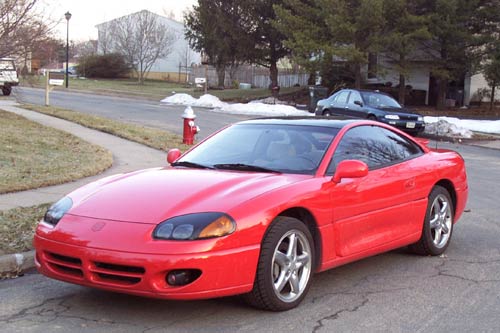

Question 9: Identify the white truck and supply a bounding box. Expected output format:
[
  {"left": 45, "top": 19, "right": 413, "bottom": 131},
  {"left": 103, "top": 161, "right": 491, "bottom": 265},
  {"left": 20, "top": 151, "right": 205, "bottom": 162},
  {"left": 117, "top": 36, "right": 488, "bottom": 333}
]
[{"left": 0, "top": 58, "right": 19, "bottom": 96}]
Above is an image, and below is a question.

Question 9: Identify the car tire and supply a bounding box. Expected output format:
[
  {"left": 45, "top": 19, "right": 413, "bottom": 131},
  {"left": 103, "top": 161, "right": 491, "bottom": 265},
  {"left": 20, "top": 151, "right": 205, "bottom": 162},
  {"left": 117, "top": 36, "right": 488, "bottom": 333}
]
[
  {"left": 323, "top": 110, "right": 332, "bottom": 116},
  {"left": 243, "top": 216, "right": 314, "bottom": 311},
  {"left": 409, "top": 185, "right": 454, "bottom": 256},
  {"left": 2, "top": 85, "right": 11, "bottom": 96},
  {"left": 367, "top": 115, "right": 377, "bottom": 121}
]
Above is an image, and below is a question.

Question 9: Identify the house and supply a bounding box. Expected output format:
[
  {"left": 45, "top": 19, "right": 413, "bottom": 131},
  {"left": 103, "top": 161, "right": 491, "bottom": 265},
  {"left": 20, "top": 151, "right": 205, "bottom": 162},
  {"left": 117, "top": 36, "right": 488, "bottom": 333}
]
[
  {"left": 360, "top": 52, "right": 498, "bottom": 107},
  {"left": 95, "top": 10, "right": 201, "bottom": 82}
]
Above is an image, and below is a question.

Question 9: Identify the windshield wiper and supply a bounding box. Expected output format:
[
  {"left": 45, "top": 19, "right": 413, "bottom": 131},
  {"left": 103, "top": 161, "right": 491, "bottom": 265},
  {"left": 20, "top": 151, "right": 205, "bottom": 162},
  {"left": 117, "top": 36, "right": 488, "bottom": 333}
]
[
  {"left": 171, "top": 161, "right": 214, "bottom": 169},
  {"left": 213, "top": 163, "right": 280, "bottom": 173}
]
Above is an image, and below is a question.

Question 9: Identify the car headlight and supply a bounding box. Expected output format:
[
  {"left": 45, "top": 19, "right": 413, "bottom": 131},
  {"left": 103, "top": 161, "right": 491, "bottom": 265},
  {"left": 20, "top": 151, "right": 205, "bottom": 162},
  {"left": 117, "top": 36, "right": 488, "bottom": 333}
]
[
  {"left": 43, "top": 197, "right": 73, "bottom": 226},
  {"left": 153, "top": 212, "right": 236, "bottom": 240},
  {"left": 418, "top": 116, "right": 424, "bottom": 121},
  {"left": 384, "top": 114, "right": 400, "bottom": 120}
]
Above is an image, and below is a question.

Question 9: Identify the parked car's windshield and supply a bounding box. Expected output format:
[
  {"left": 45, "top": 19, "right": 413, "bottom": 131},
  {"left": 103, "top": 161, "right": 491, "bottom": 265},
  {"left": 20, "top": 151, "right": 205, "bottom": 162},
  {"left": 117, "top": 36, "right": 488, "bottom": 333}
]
[
  {"left": 177, "top": 123, "right": 339, "bottom": 174},
  {"left": 361, "top": 91, "right": 401, "bottom": 108}
]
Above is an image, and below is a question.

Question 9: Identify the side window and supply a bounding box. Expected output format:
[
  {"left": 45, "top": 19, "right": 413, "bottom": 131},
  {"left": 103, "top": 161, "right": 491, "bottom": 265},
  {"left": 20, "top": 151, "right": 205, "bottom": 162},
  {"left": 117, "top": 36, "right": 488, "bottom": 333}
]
[
  {"left": 347, "top": 91, "right": 362, "bottom": 107},
  {"left": 334, "top": 91, "right": 349, "bottom": 106},
  {"left": 327, "top": 126, "right": 422, "bottom": 174}
]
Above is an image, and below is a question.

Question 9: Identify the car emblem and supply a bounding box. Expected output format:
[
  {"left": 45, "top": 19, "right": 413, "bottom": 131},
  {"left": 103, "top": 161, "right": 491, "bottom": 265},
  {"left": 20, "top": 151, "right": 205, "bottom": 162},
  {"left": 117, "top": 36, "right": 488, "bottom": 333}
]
[{"left": 91, "top": 221, "right": 106, "bottom": 232}]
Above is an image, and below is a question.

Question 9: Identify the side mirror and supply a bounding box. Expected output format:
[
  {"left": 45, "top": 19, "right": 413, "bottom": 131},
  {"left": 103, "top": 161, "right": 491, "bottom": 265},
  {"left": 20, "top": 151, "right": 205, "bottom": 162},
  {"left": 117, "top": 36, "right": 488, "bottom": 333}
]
[
  {"left": 354, "top": 100, "right": 363, "bottom": 107},
  {"left": 332, "top": 160, "right": 368, "bottom": 183},
  {"left": 167, "top": 148, "right": 181, "bottom": 164}
]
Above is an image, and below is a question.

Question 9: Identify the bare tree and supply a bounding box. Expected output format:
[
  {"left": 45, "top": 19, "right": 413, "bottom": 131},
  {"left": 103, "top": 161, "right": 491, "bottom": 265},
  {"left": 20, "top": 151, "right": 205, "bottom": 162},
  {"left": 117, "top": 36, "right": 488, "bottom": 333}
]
[
  {"left": 0, "top": 0, "right": 54, "bottom": 59},
  {"left": 109, "top": 10, "right": 177, "bottom": 84},
  {"left": 73, "top": 40, "right": 97, "bottom": 58},
  {"left": 176, "top": 42, "right": 194, "bottom": 82},
  {"left": 97, "top": 23, "right": 113, "bottom": 55}
]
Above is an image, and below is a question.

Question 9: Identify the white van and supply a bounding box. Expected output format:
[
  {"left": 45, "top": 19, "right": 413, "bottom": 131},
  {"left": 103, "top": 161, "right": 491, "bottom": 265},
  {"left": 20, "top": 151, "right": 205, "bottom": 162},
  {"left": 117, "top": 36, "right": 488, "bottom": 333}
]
[{"left": 0, "top": 58, "right": 19, "bottom": 96}]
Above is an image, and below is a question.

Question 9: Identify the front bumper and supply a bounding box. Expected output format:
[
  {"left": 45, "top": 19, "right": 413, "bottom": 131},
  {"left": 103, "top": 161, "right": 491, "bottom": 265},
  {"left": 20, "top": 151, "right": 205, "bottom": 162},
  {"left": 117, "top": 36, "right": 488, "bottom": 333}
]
[
  {"left": 380, "top": 118, "right": 425, "bottom": 133},
  {"left": 34, "top": 233, "right": 260, "bottom": 300}
]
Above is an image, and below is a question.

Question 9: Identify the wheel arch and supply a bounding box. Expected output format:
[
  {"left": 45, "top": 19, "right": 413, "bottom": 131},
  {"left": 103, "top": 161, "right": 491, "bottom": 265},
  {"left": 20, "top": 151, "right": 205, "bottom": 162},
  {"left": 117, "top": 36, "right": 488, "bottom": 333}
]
[
  {"left": 434, "top": 179, "right": 457, "bottom": 220},
  {"left": 277, "top": 207, "right": 322, "bottom": 270}
]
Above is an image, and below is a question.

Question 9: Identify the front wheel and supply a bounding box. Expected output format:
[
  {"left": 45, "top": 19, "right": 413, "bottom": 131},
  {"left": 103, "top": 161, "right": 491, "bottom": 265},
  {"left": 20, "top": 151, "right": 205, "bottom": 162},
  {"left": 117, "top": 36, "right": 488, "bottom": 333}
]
[
  {"left": 2, "top": 85, "right": 11, "bottom": 96},
  {"left": 409, "top": 185, "right": 454, "bottom": 255},
  {"left": 323, "top": 109, "right": 332, "bottom": 116},
  {"left": 244, "top": 216, "right": 314, "bottom": 311}
]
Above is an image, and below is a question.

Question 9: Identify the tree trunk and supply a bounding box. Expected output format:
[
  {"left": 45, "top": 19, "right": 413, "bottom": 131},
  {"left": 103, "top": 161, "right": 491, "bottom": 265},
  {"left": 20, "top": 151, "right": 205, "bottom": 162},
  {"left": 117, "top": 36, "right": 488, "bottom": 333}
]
[
  {"left": 436, "top": 78, "right": 447, "bottom": 110},
  {"left": 354, "top": 63, "right": 362, "bottom": 89},
  {"left": 399, "top": 74, "right": 406, "bottom": 105},
  {"left": 269, "top": 61, "right": 278, "bottom": 88},
  {"left": 216, "top": 65, "right": 225, "bottom": 88},
  {"left": 490, "top": 82, "right": 496, "bottom": 111}
]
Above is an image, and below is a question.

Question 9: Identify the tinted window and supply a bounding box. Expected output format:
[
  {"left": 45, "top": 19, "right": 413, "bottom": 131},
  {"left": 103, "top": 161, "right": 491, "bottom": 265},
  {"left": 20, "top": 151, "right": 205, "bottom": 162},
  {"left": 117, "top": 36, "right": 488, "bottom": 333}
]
[
  {"left": 327, "top": 125, "right": 422, "bottom": 173},
  {"left": 334, "top": 91, "right": 349, "bottom": 106},
  {"left": 360, "top": 91, "right": 401, "bottom": 108},
  {"left": 180, "top": 124, "right": 339, "bottom": 175},
  {"left": 348, "top": 91, "right": 362, "bottom": 107}
]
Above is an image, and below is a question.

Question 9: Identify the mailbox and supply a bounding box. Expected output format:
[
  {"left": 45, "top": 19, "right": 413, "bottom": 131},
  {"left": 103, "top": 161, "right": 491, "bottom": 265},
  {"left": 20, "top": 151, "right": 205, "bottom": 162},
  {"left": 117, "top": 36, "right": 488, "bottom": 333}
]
[{"left": 48, "top": 72, "right": 65, "bottom": 86}]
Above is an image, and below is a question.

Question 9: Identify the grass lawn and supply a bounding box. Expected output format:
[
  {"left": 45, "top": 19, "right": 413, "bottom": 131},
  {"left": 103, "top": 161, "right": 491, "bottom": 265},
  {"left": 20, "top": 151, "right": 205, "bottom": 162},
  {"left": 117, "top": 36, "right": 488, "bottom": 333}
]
[
  {"left": 0, "top": 110, "right": 113, "bottom": 194},
  {"left": 0, "top": 203, "right": 50, "bottom": 255},
  {"left": 21, "top": 104, "right": 192, "bottom": 152},
  {"left": 20, "top": 75, "right": 304, "bottom": 102}
]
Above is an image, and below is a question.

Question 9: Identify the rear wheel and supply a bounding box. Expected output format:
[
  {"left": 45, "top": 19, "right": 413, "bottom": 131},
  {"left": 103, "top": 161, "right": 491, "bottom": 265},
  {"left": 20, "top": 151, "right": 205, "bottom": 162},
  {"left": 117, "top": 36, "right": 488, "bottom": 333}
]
[
  {"left": 244, "top": 216, "right": 314, "bottom": 311},
  {"left": 410, "top": 185, "right": 454, "bottom": 255},
  {"left": 2, "top": 85, "right": 11, "bottom": 96}
]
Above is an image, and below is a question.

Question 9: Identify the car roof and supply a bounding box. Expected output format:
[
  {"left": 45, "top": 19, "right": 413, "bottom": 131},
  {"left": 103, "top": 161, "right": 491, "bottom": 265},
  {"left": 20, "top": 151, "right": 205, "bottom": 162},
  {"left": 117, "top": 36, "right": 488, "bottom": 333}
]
[{"left": 236, "top": 117, "right": 359, "bottom": 129}]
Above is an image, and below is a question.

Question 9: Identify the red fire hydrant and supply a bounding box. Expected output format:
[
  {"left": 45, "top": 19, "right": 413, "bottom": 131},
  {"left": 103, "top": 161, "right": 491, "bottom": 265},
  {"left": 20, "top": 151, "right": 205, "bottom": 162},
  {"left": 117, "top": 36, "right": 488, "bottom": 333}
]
[{"left": 182, "top": 106, "right": 200, "bottom": 145}]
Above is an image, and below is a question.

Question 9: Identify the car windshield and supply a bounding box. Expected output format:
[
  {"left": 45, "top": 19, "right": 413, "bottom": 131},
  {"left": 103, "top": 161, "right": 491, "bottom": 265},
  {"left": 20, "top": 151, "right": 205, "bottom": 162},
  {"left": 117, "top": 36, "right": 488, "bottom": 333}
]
[
  {"left": 0, "top": 60, "right": 15, "bottom": 71},
  {"left": 176, "top": 123, "right": 339, "bottom": 174},
  {"left": 361, "top": 91, "right": 401, "bottom": 108}
]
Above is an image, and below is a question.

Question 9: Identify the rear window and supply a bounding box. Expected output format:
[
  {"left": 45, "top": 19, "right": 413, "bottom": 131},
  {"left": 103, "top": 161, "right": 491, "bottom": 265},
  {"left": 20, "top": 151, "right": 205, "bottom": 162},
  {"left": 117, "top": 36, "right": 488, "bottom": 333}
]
[{"left": 0, "top": 60, "right": 15, "bottom": 71}]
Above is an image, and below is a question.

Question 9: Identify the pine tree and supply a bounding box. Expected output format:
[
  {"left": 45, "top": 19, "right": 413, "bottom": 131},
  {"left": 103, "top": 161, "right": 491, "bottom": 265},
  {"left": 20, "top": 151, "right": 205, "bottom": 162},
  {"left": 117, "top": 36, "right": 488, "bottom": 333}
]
[
  {"left": 274, "top": 0, "right": 385, "bottom": 89},
  {"left": 380, "top": 0, "right": 430, "bottom": 104}
]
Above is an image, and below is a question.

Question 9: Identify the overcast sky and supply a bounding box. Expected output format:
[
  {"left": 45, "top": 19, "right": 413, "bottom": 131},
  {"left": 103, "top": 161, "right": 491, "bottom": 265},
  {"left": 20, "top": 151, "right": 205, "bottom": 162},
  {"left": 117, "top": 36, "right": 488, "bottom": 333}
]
[{"left": 37, "top": 0, "right": 198, "bottom": 41}]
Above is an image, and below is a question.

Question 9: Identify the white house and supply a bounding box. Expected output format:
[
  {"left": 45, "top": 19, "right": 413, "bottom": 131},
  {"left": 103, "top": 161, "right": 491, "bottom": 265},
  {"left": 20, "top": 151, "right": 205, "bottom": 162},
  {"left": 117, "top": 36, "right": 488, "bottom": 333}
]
[
  {"left": 95, "top": 10, "right": 201, "bottom": 82},
  {"left": 362, "top": 52, "right": 498, "bottom": 107}
]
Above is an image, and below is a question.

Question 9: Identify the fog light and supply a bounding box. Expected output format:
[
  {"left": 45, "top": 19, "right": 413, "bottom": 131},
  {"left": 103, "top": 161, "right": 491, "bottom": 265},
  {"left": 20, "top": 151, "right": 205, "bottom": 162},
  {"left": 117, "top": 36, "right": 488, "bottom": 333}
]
[{"left": 166, "top": 269, "right": 201, "bottom": 286}]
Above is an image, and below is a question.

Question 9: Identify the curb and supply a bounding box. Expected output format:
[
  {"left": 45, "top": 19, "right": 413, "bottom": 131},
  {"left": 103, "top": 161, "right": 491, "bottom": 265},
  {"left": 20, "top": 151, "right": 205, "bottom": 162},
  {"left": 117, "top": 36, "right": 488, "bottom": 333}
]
[{"left": 0, "top": 250, "right": 35, "bottom": 279}]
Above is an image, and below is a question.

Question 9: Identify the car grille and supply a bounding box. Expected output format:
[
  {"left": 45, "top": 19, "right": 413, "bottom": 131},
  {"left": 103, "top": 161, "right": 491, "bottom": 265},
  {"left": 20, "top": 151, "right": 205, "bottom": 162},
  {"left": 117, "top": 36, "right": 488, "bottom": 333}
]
[
  {"left": 399, "top": 114, "right": 419, "bottom": 121},
  {"left": 45, "top": 252, "right": 84, "bottom": 278},
  {"left": 44, "top": 251, "right": 145, "bottom": 286}
]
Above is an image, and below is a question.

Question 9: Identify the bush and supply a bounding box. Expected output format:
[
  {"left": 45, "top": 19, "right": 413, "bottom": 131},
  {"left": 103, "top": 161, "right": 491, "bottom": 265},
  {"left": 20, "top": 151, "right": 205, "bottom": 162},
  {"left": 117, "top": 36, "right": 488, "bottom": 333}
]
[{"left": 77, "top": 53, "right": 131, "bottom": 78}]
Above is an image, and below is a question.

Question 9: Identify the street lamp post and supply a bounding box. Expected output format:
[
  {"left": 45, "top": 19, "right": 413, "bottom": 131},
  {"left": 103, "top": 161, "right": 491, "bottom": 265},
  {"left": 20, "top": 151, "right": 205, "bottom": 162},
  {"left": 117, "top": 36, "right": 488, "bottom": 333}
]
[{"left": 65, "top": 11, "right": 72, "bottom": 88}]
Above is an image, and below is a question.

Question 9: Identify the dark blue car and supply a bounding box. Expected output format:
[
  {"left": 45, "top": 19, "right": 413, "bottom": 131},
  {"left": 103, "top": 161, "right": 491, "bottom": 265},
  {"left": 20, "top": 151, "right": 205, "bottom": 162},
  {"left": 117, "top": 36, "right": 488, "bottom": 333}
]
[{"left": 315, "top": 89, "right": 425, "bottom": 135}]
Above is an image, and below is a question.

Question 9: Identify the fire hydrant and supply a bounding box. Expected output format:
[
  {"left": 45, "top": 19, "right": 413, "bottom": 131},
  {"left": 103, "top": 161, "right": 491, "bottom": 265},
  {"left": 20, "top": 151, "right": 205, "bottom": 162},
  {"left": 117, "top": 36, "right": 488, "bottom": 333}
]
[{"left": 182, "top": 106, "right": 200, "bottom": 145}]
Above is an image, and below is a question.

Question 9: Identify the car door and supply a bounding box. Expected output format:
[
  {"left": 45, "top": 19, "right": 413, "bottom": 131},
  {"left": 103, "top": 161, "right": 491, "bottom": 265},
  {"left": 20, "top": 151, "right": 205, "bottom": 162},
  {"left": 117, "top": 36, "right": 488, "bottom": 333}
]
[
  {"left": 345, "top": 90, "right": 365, "bottom": 118},
  {"left": 327, "top": 125, "right": 423, "bottom": 257},
  {"left": 330, "top": 90, "right": 350, "bottom": 116}
]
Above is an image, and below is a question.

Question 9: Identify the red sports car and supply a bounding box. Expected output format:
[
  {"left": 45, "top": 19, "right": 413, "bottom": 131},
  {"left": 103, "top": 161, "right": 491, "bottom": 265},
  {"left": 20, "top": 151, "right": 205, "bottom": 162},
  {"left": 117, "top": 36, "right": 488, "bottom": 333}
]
[{"left": 34, "top": 118, "right": 468, "bottom": 311}]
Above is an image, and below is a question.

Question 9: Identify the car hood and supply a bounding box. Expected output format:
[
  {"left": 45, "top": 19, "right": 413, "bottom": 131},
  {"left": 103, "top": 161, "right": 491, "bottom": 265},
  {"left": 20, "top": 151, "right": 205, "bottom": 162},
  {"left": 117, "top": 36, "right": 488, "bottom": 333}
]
[
  {"left": 372, "top": 106, "right": 421, "bottom": 117},
  {"left": 67, "top": 167, "right": 307, "bottom": 224}
]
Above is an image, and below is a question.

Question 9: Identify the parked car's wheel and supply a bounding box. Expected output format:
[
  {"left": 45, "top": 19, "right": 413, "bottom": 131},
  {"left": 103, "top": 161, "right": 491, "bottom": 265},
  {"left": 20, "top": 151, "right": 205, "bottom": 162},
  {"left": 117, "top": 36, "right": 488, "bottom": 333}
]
[
  {"left": 410, "top": 185, "right": 454, "bottom": 256},
  {"left": 367, "top": 114, "right": 377, "bottom": 121},
  {"left": 323, "top": 109, "right": 332, "bottom": 116},
  {"left": 244, "top": 216, "right": 314, "bottom": 311},
  {"left": 2, "top": 85, "right": 11, "bottom": 96}
]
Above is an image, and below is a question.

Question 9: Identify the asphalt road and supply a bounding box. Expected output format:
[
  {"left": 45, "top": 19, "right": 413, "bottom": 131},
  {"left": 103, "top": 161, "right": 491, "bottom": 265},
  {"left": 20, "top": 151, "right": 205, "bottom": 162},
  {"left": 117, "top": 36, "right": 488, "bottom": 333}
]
[
  {"left": 1, "top": 141, "right": 500, "bottom": 332},
  {"left": 13, "top": 87, "right": 252, "bottom": 139}
]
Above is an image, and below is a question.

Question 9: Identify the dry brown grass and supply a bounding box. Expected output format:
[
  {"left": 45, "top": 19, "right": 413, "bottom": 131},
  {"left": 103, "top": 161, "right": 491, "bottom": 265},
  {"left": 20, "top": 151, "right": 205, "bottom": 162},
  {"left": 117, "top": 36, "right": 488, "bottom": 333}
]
[
  {"left": 0, "top": 203, "right": 50, "bottom": 255},
  {"left": 0, "top": 110, "right": 113, "bottom": 194}
]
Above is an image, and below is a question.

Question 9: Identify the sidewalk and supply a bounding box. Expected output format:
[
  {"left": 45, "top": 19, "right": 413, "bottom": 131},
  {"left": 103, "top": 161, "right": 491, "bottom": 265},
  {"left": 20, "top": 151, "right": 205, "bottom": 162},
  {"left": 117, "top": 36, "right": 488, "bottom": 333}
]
[{"left": 0, "top": 100, "right": 167, "bottom": 277}]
